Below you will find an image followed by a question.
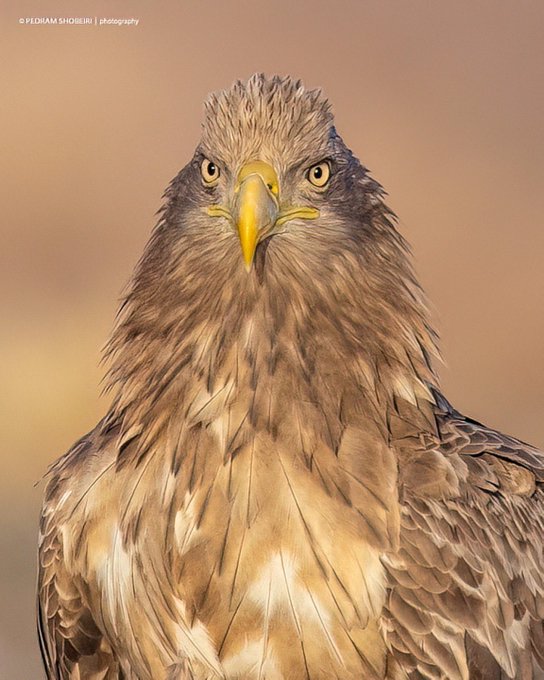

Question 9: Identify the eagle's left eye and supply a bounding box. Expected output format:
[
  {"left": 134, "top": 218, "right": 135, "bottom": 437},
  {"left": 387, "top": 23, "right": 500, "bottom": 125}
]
[
  {"left": 307, "top": 161, "right": 331, "bottom": 188},
  {"left": 201, "top": 159, "right": 220, "bottom": 184}
]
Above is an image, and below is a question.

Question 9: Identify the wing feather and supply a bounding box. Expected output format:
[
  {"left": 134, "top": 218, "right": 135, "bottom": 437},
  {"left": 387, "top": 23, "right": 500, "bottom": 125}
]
[
  {"left": 385, "top": 391, "right": 544, "bottom": 679},
  {"left": 37, "top": 433, "right": 123, "bottom": 680}
]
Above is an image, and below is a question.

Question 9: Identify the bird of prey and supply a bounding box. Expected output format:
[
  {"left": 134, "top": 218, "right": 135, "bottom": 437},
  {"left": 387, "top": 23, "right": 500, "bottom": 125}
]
[{"left": 38, "top": 74, "right": 544, "bottom": 680}]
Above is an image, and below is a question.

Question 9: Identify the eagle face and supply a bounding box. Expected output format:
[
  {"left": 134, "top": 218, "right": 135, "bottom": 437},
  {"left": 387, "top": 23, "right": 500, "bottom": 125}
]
[
  {"left": 198, "top": 73, "right": 334, "bottom": 273},
  {"left": 163, "top": 74, "right": 384, "bottom": 292}
]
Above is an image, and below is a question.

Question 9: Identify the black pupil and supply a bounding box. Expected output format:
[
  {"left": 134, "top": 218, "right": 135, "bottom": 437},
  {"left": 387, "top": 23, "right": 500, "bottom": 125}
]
[
  {"left": 313, "top": 166, "right": 323, "bottom": 179},
  {"left": 207, "top": 162, "right": 216, "bottom": 176}
]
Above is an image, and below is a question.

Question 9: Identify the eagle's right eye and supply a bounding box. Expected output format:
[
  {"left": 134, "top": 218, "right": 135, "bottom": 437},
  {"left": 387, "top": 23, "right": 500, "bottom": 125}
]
[{"left": 201, "top": 159, "right": 220, "bottom": 184}]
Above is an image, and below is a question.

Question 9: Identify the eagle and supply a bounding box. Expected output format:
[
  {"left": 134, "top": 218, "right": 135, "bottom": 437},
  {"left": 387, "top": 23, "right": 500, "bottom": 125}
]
[{"left": 38, "top": 74, "right": 544, "bottom": 680}]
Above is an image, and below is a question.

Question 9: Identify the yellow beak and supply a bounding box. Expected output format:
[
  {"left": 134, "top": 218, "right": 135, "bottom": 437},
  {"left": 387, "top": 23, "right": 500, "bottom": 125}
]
[
  {"left": 206, "top": 159, "right": 320, "bottom": 272},
  {"left": 232, "top": 161, "right": 279, "bottom": 272}
]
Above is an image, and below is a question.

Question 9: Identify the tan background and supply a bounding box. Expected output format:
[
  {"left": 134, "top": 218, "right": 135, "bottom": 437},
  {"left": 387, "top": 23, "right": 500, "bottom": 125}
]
[{"left": 1, "top": 1, "right": 543, "bottom": 677}]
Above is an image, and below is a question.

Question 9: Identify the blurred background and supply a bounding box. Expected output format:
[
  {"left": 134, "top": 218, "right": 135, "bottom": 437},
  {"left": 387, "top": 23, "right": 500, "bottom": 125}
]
[{"left": 1, "top": 0, "right": 543, "bottom": 676}]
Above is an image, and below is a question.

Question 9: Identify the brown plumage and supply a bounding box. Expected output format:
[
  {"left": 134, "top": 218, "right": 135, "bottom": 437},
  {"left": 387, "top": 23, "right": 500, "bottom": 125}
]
[{"left": 37, "top": 74, "right": 544, "bottom": 679}]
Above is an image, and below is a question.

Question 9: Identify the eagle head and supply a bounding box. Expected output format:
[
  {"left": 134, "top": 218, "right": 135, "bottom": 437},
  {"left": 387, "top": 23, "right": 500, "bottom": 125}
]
[
  {"left": 105, "top": 74, "right": 438, "bottom": 429},
  {"left": 158, "top": 73, "right": 395, "bottom": 282}
]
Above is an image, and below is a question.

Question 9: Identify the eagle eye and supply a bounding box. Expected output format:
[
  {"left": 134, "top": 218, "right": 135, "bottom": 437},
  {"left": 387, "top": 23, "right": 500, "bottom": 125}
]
[
  {"left": 307, "top": 161, "right": 331, "bottom": 188},
  {"left": 201, "top": 159, "right": 220, "bottom": 184}
]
